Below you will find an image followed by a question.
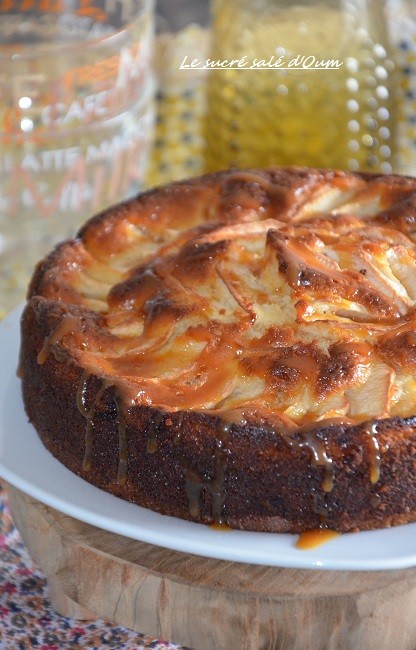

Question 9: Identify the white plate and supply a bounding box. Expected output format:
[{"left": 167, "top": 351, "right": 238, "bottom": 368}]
[{"left": 1, "top": 306, "right": 416, "bottom": 571}]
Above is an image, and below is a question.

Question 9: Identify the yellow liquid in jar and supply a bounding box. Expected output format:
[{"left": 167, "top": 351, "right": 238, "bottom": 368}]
[{"left": 204, "top": 3, "right": 397, "bottom": 173}]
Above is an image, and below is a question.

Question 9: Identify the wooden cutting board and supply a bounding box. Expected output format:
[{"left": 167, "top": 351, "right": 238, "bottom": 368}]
[{"left": 7, "top": 484, "right": 416, "bottom": 650}]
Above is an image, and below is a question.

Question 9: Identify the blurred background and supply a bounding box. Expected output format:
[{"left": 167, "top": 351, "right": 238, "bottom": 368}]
[
  {"left": 1, "top": 0, "right": 416, "bottom": 314},
  {"left": 150, "top": 0, "right": 416, "bottom": 185},
  {"left": 157, "top": 0, "right": 210, "bottom": 30}
]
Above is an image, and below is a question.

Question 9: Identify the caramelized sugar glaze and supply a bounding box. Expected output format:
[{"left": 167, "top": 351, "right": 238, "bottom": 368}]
[{"left": 19, "top": 167, "right": 416, "bottom": 533}]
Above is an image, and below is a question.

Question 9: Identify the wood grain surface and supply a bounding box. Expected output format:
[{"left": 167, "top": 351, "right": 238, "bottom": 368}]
[{"left": 8, "top": 485, "right": 416, "bottom": 650}]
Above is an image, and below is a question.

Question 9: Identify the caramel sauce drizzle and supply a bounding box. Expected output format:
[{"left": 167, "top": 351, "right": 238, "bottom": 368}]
[
  {"left": 225, "top": 170, "right": 279, "bottom": 191},
  {"left": 222, "top": 169, "right": 324, "bottom": 219},
  {"left": 371, "top": 492, "right": 381, "bottom": 508},
  {"left": 16, "top": 340, "right": 25, "bottom": 379},
  {"left": 291, "top": 434, "right": 333, "bottom": 493},
  {"left": 363, "top": 421, "right": 381, "bottom": 484},
  {"left": 36, "top": 309, "right": 387, "bottom": 523},
  {"left": 37, "top": 314, "right": 78, "bottom": 365},
  {"left": 173, "top": 412, "right": 184, "bottom": 445},
  {"left": 76, "top": 371, "right": 114, "bottom": 473},
  {"left": 32, "top": 175, "right": 411, "bottom": 528},
  {"left": 35, "top": 314, "right": 131, "bottom": 486},
  {"left": 147, "top": 412, "right": 164, "bottom": 454},
  {"left": 312, "top": 493, "right": 329, "bottom": 522},
  {"left": 184, "top": 407, "right": 358, "bottom": 526},
  {"left": 211, "top": 410, "right": 248, "bottom": 523},
  {"left": 184, "top": 410, "right": 247, "bottom": 524},
  {"left": 283, "top": 417, "right": 354, "bottom": 493},
  {"left": 76, "top": 369, "right": 131, "bottom": 485},
  {"left": 335, "top": 309, "right": 402, "bottom": 325},
  {"left": 210, "top": 422, "right": 232, "bottom": 524},
  {"left": 184, "top": 466, "right": 205, "bottom": 519},
  {"left": 221, "top": 170, "right": 287, "bottom": 211},
  {"left": 210, "top": 522, "right": 232, "bottom": 531},
  {"left": 271, "top": 233, "right": 399, "bottom": 318},
  {"left": 296, "top": 528, "right": 340, "bottom": 550}
]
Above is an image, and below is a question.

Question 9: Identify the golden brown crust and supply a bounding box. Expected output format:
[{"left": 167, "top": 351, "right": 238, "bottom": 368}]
[{"left": 19, "top": 166, "right": 416, "bottom": 532}]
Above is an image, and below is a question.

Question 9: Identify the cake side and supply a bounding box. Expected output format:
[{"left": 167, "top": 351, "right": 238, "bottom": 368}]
[
  {"left": 19, "top": 298, "right": 416, "bottom": 533},
  {"left": 19, "top": 167, "right": 416, "bottom": 532}
]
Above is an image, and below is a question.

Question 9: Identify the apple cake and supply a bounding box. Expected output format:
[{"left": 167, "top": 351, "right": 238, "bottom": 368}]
[{"left": 19, "top": 167, "right": 416, "bottom": 533}]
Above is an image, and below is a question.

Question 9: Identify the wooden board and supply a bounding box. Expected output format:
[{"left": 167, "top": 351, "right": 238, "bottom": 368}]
[{"left": 7, "top": 484, "right": 416, "bottom": 650}]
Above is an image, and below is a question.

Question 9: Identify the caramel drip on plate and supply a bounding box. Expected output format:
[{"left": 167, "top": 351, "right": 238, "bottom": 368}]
[
  {"left": 37, "top": 314, "right": 78, "bottom": 364},
  {"left": 295, "top": 528, "right": 340, "bottom": 550},
  {"left": 210, "top": 522, "right": 232, "bottom": 531},
  {"left": 335, "top": 309, "right": 402, "bottom": 325}
]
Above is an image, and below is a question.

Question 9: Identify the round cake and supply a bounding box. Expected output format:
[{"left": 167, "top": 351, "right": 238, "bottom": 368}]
[{"left": 19, "top": 167, "right": 416, "bottom": 533}]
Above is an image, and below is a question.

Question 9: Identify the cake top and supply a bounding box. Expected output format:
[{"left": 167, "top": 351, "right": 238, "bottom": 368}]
[{"left": 29, "top": 167, "right": 416, "bottom": 426}]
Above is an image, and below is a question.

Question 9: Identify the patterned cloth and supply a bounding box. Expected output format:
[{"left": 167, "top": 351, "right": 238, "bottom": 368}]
[{"left": 0, "top": 481, "right": 188, "bottom": 650}]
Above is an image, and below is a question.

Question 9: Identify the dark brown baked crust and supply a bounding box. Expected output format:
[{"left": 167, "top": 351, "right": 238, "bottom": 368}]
[{"left": 19, "top": 167, "right": 416, "bottom": 533}]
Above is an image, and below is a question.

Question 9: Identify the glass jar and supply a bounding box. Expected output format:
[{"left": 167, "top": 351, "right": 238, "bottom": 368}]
[
  {"left": 146, "top": 0, "right": 210, "bottom": 186},
  {"left": 386, "top": 0, "right": 416, "bottom": 175},
  {"left": 204, "top": 0, "right": 398, "bottom": 174},
  {"left": 0, "top": 0, "right": 155, "bottom": 315}
]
